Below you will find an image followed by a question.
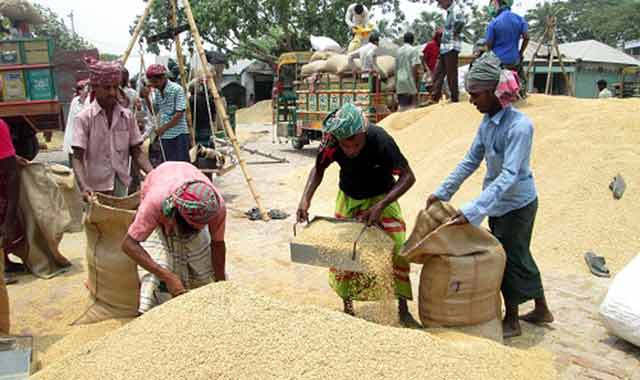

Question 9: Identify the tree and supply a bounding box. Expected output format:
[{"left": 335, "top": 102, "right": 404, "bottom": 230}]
[
  {"left": 407, "top": 11, "right": 443, "bottom": 45},
  {"left": 135, "top": 0, "right": 404, "bottom": 65},
  {"left": 31, "top": 4, "right": 94, "bottom": 51}
]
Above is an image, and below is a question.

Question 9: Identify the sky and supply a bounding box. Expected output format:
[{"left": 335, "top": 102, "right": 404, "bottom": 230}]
[{"left": 35, "top": 0, "right": 544, "bottom": 74}]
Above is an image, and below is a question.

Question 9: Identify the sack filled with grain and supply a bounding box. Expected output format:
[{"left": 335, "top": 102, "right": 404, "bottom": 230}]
[
  {"left": 74, "top": 193, "right": 140, "bottom": 325},
  {"left": 310, "top": 51, "right": 335, "bottom": 62},
  {"left": 49, "top": 164, "right": 84, "bottom": 233},
  {"left": 0, "top": 0, "right": 44, "bottom": 24},
  {"left": 301, "top": 60, "right": 328, "bottom": 77},
  {"left": 376, "top": 55, "right": 396, "bottom": 78},
  {"left": 324, "top": 54, "right": 361, "bottom": 75},
  {"left": 13, "top": 163, "right": 72, "bottom": 279},
  {"left": 401, "top": 202, "right": 506, "bottom": 327}
]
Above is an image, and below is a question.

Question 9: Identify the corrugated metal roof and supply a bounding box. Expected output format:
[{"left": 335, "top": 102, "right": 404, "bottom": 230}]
[
  {"left": 224, "top": 59, "right": 253, "bottom": 76},
  {"left": 559, "top": 40, "right": 640, "bottom": 66}
]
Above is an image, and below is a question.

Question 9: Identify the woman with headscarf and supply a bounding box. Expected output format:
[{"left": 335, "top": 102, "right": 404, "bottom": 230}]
[
  {"left": 122, "top": 161, "right": 227, "bottom": 314},
  {"left": 426, "top": 52, "right": 554, "bottom": 338},
  {"left": 297, "top": 102, "right": 419, "bottom": 327}
]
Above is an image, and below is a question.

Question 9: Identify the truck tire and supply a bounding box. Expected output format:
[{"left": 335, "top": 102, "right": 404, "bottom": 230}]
[{"left": 291, "top": 138, "right": 305, "bottom": 150}]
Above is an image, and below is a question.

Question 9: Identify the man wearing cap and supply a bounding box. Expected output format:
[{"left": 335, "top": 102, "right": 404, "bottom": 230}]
[
  {"left": 296, "top": 102, "right": 419, "bottom": 327},
  {"left": 122, "top": 161, "right": 227, "bottom": 313},
  {"left": 426, "top": 52, "right": 554, "bottom": 338},
  {"left": 144, "top": 64, "right": 191, "bottom": 164},
  {"left": 72, "top": 59, "right": 153, "bottom": 200}
]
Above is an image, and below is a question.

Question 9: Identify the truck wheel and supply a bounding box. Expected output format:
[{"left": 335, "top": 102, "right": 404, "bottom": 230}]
[{"left": 291, "top": 138, "right": 305, "bottom": 150}]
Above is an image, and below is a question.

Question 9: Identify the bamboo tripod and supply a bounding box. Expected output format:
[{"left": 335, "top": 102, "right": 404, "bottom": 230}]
[
  {"left": 122, "top": 0, "right": 270, "bottom": 221},
  {"left": 525, "top": 16, "right": 573, "bottom": 96}
]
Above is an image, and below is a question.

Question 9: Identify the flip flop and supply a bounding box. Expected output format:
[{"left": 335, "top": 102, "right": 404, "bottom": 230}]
[
  {"left": 584, "top": 251, "right": 611, "bottom": 278},
  {"left": 609, "top": 174, "right": 626, "bottom": 200}
]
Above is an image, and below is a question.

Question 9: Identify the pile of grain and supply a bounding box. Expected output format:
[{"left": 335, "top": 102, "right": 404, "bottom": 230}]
[
  {"left": 289, "top": 95, "right": 640, "bottom": 274},
  {"left": 34, "top": 282, "right": 556, "bottom": 380},
  {"left": 235, "top": 100, "right": 273, "bottom": 125},
  {"left": 293, "top": 220, "right": 396, "bottom": 301}
]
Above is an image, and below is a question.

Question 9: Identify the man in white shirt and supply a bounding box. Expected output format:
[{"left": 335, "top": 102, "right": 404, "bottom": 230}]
[
  {"left": 348, "top": 32, "right": 384, "bottom": 82},
  {"left": 62, "top": 80, "right": 89, "bottom": 166},
  {"left": 597, "top": 79, "right": 613, "bottom": 98},
  {"left": 345, "top": 3, "right": 370, "bottom": 30}
]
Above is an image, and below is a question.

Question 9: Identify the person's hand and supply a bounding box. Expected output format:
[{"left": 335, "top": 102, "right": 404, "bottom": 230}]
[
  {"left": 357, "top": 202, "right": 385, "bottom": 227},
  {"left": 448, "top": 212, "right": 469, "bottom": 225},
  {"left": 297, "top": 200, "right": 310, "bottom": 223},
  {"left": 82, "top": 189, "right": 95, "bottom": 203},
  {"left": 163, "top": 272, "right": 186, "bottom": 297},
  {"left": 16, "top": 156, "right": 29, "bottom": 168},
  {"left": 425, "top": 193, "right": 440, "bottom": 209}
]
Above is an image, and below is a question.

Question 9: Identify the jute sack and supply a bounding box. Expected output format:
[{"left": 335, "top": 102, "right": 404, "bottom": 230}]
[
  {"left": 376, "top": 56, "right": 396, "bottom": 78},
  {"left": 301, "top": 60, "right": 328, "bottom": 77},
  {"left": 74, "top": 193, "right": 140, "bottom": 324},
  {"left": 310, "top": 51, "right": 335, "bottom": 62},
  {"left": 14, "top": 163, "right": 71, "bottom": 279},
  {"left": 49, "top": 164, "right": 84, "bottom": 233},
  {"left": 324, "top": 54, "right": 361, "bottom": 75},
  {"left": 0, "top": 252, "right": 9, "bottom": 335},
  {"left": 0, "top": 0, "right": 44, "bottom": 24},
  {"left": 401, "top": 202, "right": 506, "bottom": 327}
]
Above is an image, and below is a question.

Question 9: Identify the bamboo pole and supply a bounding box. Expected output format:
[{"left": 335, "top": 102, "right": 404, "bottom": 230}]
[
  {"left": 553, "top": 38, "right": 573, "bottom": 97},
  {"left": 544, "top": 19, "right": 556, "bottom": 95},
  {"left": 525, "top": 25, "right": 549, "bottom": 89},
  {"left": 122, "top": 0, "right": 156, "bottom": 65},
  {"left": 181, "top": 0, "right": 270, "bottom": 221},
  {"left": 169, "top": 0, "right": 195, "bottom": 146}
]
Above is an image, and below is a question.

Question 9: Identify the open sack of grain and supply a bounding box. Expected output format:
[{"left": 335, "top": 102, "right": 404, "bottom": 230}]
[
  {"left": 13, "top": 163, "right": 72, "bottom": 279},
  {"left": 33, "top": 282, "right": 557, "bottom": 380},
  {"left": 401, "top": 201, "right": 506, "bottom": 327},
  {"left": 74, "top": 193, "right": 140, "bottom": 325},
  {"left": 48, "top": 164, "right": 84, "bottom": 233}
]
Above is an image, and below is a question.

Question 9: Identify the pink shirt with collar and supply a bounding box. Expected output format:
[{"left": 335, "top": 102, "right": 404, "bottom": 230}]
[
  {"left": 72, "top": 101, "right": 143, "bottom": 192},
  {"left": 127, "top": 162, "right": 226, "bottom": 243}
]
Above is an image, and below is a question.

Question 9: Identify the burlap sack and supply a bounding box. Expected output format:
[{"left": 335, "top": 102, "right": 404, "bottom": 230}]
[
  {"left": 0, "top": 0, "right": 44, "bottom": 24},
  {"left": 301, "top": 60, "right": 328, "bottom": 77},
  {"left": 324, "top": 54, "right": 361, "bottom": 75},
  {"left": 74, "top": 193, "right": 141, "bottom": 324},
  {"left": 310, "top": 51, "right": 335, "bottom": 62},
  {"left": 0, "top": 253, "right": 9, "bottom": 335},
  {"left": 49, "top": 164, "right": 84, "bottom": 233},
  {"left": 402, "top": 202, "right": 506, "bottom": 327},
  {"left": 376, "top": 56, "right": 396, "bottom": 78},
  {"left": 14, "top": 163, "right": 72, "bottom": 279}
]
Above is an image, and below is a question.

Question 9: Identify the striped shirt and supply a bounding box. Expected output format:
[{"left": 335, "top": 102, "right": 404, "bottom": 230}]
[
  {"left": 152, "top": 80, "right": 189, "bottom": 140},
  {"left": 440, "top": 1, "right": 466, "bottom": 54}
]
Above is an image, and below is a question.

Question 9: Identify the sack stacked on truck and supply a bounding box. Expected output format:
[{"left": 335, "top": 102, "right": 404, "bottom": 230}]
[
  {"left": 75, "top": 193, "right": 141, "bottom": 324},
  {"left": 599, "top": 254, "right": 640, "bottom": 347},
  {"left": 401, "top": 201, "right": 506, "bottom": 327},
  {"left": 14, "top": 163, "right": 72, "bottom": 278}
]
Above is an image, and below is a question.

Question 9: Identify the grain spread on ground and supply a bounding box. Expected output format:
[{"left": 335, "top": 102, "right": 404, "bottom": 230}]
[
  {"left": 33, "top": 282, "right": 556, "bottom": 380},
  {"left": 289, "top": 95, "right": 640, "bottom": 274},
  {"left": 235, "top": 99, "right": 273, "bottom": 125}
]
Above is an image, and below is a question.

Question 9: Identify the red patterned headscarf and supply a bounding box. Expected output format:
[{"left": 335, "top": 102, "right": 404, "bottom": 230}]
[
  {"left": 146, "top": 64, "right": 168, "bottom": 78},
  {"left": 84, "top": 57, "right": 122, "bottom": 87},
  {"left": 162, "top": 180, "right": 220, "bottom": 226}
]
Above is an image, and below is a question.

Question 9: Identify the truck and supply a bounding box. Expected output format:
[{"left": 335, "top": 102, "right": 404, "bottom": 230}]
[
  {"left": 273, "top": 51, "right": 473, "bottom": 150},
  {"left": 0, "top": 37, "right": 62, "bottom": 158}
]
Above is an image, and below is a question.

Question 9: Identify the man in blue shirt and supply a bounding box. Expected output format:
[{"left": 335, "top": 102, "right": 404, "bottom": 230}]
[
  {"left": 426, "top": 52, "right": 553, "bottom": 338},
  {"left": 486, "top": 0, "right": 529, "bottom": 66}
]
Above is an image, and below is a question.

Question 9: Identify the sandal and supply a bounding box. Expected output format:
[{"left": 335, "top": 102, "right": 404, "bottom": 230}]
[{"left": 584, "top": 251, "right": 611, "bottom": 278}]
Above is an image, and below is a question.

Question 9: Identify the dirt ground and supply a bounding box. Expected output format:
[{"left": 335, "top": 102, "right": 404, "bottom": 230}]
[{"left": 12, "top": 120, "right": 640, "bottom": 379}]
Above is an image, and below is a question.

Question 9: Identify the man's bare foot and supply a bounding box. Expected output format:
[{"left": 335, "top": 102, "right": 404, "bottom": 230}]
[
  {"left": 520, "top": 308, "right": 554, "bottom": 325},
  {"left": 502, "top": 319, "right": 522, "bottom": 339}
]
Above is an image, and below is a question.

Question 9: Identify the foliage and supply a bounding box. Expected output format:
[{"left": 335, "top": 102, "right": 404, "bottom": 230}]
[
  {"left": 136, "top": 0, "right": 404, "bottom": 65},
  {"left": 31, "top": 4, "right": 94, "bottom": 51}
]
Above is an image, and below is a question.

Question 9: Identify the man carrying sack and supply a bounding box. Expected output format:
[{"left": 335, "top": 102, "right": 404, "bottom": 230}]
[
  {"left": 296, "top": 103, "right": 419, "bottom": 327},
  {"left": 121, "top": 162, "right": 227, "bottom": 314},
  {"left": 426, "top": 52, "right": 553, "bottom": 338},
  {"left": 72, "top": 58, "right": 153, "bottom": 200}
]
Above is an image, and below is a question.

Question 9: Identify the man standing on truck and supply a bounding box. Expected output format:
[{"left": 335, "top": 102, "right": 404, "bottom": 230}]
[
  {"left": 72, "top": 58, "right": 153, "bottom": 200},
  {"left": 296, "top": 102, "right": 419, "bottom": 327},
  {"left": 426, "top": 52, "right": 554, "bottom": 338},
  {"left": 431, "top": 0, "right": 466, "bottom": 103},
  {"left": 395, "top": 32, "right": 422, "bottom": 111},
  {"left": 348, "top": 31, "right": 386, "bottom": 95}
]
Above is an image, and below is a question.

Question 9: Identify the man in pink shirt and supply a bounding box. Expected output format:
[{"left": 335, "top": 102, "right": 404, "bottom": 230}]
[
  {"left": 122, "top": 161, "right": 226, "bottom": 313},
  {"left": 72, "top": 58, "right": 153, "bottom": 200}
]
